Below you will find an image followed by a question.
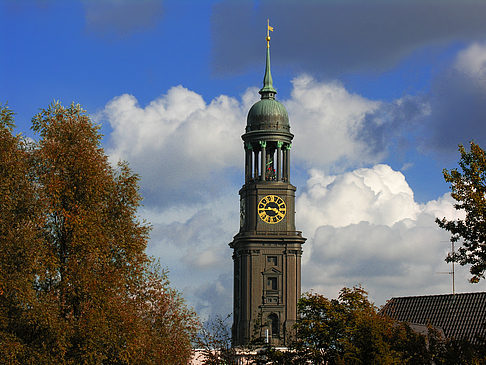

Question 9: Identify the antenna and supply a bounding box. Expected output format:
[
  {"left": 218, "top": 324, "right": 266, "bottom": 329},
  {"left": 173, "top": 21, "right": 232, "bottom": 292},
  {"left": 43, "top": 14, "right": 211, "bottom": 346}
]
[{"left": 436, "top": 241, "right": 455, "bottom": 295}]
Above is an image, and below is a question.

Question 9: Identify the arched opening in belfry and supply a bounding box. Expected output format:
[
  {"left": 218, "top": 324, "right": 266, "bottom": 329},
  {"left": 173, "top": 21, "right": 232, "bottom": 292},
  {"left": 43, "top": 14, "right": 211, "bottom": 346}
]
[
  {"left": 268, "top": 313, "right": 279, "bottom": 338},
  {"left": 265, "top": 145, "right": 276, "bottom": 181},
  {"left": 244, "top": 141, "right": 290, "bottom": 183}
]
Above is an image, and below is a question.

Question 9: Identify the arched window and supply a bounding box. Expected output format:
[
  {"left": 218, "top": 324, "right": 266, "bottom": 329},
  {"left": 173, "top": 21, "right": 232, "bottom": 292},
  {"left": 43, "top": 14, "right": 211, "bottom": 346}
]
[{"left": 268, "top": 313, "right": 279, "bottom": 337}]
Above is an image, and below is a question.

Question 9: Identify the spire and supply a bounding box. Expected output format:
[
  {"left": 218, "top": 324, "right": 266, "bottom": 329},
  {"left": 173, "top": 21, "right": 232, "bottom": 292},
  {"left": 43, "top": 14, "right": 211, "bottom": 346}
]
[{"left": 259, "top": 19, "right": 277, "bottom": 99}]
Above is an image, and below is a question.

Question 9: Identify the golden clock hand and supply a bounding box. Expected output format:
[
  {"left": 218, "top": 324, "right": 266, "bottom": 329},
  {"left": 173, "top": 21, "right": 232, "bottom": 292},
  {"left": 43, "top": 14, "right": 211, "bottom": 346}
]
[{"left": 266, "top": 207, "right": 280, "bottom": 214}]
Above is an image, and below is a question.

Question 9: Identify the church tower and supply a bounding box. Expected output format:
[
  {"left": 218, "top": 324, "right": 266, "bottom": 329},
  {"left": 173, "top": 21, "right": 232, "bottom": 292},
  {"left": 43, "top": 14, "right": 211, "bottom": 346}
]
[{"left": 230, "top": 24, "right": 306, "bottom": 347}]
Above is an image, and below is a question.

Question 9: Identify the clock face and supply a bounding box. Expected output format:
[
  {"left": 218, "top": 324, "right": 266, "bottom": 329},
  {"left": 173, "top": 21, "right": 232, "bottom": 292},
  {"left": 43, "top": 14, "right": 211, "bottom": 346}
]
[{"left": 258, "top": 195, "right": 286, "bottom": 224}]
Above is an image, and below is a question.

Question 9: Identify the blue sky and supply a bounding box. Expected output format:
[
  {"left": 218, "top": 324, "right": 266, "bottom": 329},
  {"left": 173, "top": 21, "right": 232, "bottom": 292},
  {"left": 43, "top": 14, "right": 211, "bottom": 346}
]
[{"left": 3, "top": 0, "right": 486, "bottom": 318}]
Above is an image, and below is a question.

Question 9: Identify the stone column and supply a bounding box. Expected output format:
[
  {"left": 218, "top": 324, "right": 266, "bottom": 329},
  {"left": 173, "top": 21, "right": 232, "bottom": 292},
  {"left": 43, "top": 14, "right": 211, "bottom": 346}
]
[
  {"left": 254, "top": 150, "right": 259, "bottom": 179},
  {"left": 285, "top": 144, "right": 291, "bottom": 182},
  {"left": 282, "top": 148, "right": 287, "bottom": 182},
  {"left": 276, "top": 141, "right": 282, "bottom": 181},
  {"left": 245, "top": 144, "right": 249, "bottom": 182},
  {"left": 260, "top": 141, "right": 266, "bottom": 181}
]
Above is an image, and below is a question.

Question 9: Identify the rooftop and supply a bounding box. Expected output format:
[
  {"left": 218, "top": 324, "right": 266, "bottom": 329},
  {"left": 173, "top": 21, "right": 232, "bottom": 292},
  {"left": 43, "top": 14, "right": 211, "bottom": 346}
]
[{"left": 381, "top": 292, "right": 486, "bottom": 343}]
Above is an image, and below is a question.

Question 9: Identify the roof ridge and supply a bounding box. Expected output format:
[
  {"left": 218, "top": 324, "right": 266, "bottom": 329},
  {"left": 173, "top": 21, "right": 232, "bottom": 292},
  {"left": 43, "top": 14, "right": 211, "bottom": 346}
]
[{"left": 389, "top": 291, "right": 486, "bottom": 300}]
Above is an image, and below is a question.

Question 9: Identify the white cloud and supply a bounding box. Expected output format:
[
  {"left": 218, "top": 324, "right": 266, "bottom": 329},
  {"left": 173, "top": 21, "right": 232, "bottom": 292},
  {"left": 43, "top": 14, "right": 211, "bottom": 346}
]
[
  {"left": 298, "top": 165, "right": 484, "bottom": 305},
  {"left": 100, "top": 77, "right": 393, "bottom": 207},
  {"left": 100, "top": 76, "right": 485, "bottom": 317},
  {"left": 296, "top": 164, "right": 419, "bottom": 235},
  {"left": 139, "top": 162, "right": 483, "bottom": 316},
  {"left": 193, "top": 273, "right": 233, "bottom": 320},
  {"left": 97, "top": 78, "right": 388, "bottom": 316},
  {"left": 422, "top": 193, "right": 465, "bottom": 222},
  {"left": 101, "top": 85, "right": 245, "bottom": 205},
  {"left": 140, "top": 195, "right": 237, "bottom": 317},
  {"left": 285, "top": 75, "right": 382, "bottom": 169},
  {"left": 455, "top": 42, "right": 486, "bottom": 83},
  {"left": 142, "top": 195, "right": 237, "bottom": 271}
]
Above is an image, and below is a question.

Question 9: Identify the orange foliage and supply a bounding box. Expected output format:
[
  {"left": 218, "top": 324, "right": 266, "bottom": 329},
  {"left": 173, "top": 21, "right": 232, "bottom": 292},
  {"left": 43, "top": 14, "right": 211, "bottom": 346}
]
[{"left": 0, "top": 102, "right": 198, "bottom": 364}]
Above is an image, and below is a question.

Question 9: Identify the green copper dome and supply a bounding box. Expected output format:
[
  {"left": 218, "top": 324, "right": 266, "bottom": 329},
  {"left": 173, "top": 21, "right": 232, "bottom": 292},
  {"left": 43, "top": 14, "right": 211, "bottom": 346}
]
[
  {"left": 246, "top": 98, "right": 289, "bottom": 132},
  {"left": 246, "top": 41, "right": 289, "bottom": 132}
]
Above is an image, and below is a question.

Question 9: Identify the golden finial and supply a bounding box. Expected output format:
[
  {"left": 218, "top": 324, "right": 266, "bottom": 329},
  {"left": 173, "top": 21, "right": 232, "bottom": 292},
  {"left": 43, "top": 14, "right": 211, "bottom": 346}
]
[{"left": 266, "top": 19, "right": 274, "bottom": 48}]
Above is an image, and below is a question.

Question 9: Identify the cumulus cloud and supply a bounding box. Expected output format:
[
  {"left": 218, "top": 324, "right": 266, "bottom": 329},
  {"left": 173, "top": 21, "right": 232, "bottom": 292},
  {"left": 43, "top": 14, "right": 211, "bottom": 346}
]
[
  {"left": 297, "top": 165, "right": 484, "bottom": 305},
  {"left": 285, "top": 76, "right": 382, "bottom": 169},
  {"left": 101, "top": 85, "right": 246, "bottom": 205},
  {"left": 193, "top": 273, "right": 233, "bottom": 320},
  {"left": 99, "top": 70, "right": 486, "bottom": 317},
  {"left": 304, "top": 217, "right": 450, "bottom": 302},
  {"left": 139, "top": 162, "right": 485, "bottom": 316},
  {"left": 101, "top": 77, "right": 416, "bottom": 206},
  {"left": 284, "top": 76, "right": 429, "bottom": 171},
  {"left": 140, "top": 195, "right": 237, "bottom": 317},
  {"left": 211, "top": 0, "right": 486, "bottom": 77},
  {"left": 296, "top": 165, "right": 420, "bottom": 234},
  {"left": 423, "top": 42, "right": 486, "bottom": 154},
  {"left": 100, "top": 79, "right": 422, "bottom": 316},
  {"left": 145, "top": 197, "right": 236, "bottom": 265},
  {"left": 455, "top": 43, "right": 486, "bottom": 82}
]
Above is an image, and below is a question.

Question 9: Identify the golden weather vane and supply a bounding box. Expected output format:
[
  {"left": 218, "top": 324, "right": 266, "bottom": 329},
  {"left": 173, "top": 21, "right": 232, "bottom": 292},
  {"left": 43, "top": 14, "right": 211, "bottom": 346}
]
[{"left": 266, "top": 19, "right": 274, "bottom": 48}]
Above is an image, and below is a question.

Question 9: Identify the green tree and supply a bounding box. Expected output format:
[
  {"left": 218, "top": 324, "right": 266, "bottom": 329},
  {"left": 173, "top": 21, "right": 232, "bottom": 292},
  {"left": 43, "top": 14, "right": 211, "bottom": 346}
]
[
  {"left": 433, "top": 336, "right": 486, "bottom": 365},
  {"left": 0, "top": 102, "right": 198, "bottom": 364},
  {"left": 436, "top": 142, "right": 486, "bottom": 282},
  {"left": 251, "top": 287, "right": 484, "bottom": 364},
  {"left": 290, "top": 287, "right": 430, "bottom": 365}
]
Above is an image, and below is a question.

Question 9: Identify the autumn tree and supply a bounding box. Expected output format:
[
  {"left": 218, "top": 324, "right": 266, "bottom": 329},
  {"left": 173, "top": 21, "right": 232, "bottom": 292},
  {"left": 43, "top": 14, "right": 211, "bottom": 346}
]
[
  {"left": 254, "top": 287, "right": 431, "bottom": 365},
  {"left": 432, "top": 335, "right": 486, "bottom": 364},
  {"left": 292, "top": 287, "right": 422, "bottom": 364},
  {"left": 436, "top": 142, "right": 486, "bottom": 282},
  {"left": 0, "top": 102, "right": 198, "bottom": 364},
  {"left": 250, "top": 287, "right": 485, "bottom": 364},
  {"left": 0, "top": 104, "right": 49, "bottom": 362}
]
